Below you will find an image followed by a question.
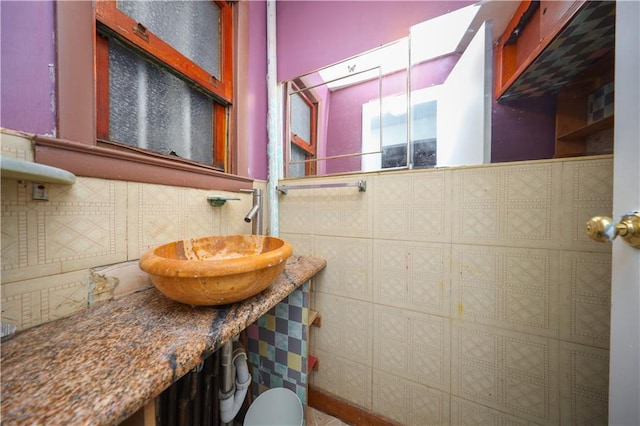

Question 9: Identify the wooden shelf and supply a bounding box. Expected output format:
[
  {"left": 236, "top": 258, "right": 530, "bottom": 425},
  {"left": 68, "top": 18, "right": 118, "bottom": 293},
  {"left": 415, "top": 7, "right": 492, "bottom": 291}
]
[
  {"left": 554, "top": 51, "right": 614, "bottom": 158},
  {"left": 557, "top": 115, "right": 614, "bottom": 141},
  {"left": 309, "top": 309, "right": 321, "bottom": 327}
]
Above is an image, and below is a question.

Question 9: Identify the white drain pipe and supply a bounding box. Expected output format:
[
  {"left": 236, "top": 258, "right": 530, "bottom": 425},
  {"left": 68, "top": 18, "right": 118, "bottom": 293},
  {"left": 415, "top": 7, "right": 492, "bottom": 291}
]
[{"left": 219, "top": 339, "right": 252, "bottom": 424}]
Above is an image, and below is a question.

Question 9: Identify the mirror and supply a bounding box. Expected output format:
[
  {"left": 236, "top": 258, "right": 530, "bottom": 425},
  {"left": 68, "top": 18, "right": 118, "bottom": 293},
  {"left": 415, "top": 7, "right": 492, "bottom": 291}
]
[
  {"left": 284, "top": 38, "right": 409, "bottom": 177},
  {"left": 282, "top": 1, "right": 520, "bottom": 177}
]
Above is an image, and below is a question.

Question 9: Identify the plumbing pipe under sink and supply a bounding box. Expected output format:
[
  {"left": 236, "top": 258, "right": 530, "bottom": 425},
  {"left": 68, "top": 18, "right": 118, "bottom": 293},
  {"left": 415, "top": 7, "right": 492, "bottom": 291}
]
[
  {"left": 219, "top": 338, "right": 251, "bottom": 425},
  {"left": 218, "top": 189, "right": 262, "bottom": 424}
]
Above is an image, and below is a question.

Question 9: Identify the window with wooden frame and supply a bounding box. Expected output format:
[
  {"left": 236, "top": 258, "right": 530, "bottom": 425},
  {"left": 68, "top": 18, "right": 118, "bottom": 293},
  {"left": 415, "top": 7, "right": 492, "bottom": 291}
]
[
  {"left": 288, "top": 82, "right": 317, "bottom": 177},
  {"left": 95, "top": 0, "right": 233, "bottom": 171}
]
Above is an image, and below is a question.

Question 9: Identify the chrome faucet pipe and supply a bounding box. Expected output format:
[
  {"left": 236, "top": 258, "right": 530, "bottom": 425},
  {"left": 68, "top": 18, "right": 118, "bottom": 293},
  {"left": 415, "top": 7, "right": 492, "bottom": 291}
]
[
  {"left": 244, "top": 205, "right": 259, "bottom": 223},
  {"left": 241, "top": 188, "right": 263, "bottom": 235}
]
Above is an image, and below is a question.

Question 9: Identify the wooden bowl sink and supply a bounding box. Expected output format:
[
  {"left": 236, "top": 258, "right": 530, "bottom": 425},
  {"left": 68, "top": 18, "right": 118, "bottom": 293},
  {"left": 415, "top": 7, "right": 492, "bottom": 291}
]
[{"left": 139, "top": 235, "right": 293, "bottom": 306}]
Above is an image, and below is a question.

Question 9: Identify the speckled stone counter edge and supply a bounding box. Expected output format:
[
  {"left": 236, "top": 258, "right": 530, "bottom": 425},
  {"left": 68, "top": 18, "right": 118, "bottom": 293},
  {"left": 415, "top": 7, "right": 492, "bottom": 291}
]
[{"left": 0, "top": 255, "right": 326, "bottom": 425}]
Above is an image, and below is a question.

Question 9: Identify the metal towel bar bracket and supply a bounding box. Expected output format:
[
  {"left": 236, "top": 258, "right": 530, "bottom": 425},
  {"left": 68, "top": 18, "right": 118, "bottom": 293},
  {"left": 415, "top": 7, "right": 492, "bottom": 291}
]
[{"left": 277, "top": 180, "right": 366, "bottom": 195}]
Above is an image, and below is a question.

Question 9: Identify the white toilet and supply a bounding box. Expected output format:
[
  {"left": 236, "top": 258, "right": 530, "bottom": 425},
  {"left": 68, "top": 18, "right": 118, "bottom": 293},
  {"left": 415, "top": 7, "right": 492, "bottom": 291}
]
[{"left": 244, "top": 387, "right": 304, "bottom": 426}]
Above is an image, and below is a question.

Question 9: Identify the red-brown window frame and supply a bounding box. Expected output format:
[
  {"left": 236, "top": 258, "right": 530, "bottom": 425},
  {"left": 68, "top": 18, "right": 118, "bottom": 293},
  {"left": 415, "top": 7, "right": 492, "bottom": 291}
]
[
  {"left": 289, "top": 82, "right": 318, "bottom": 176},
  {"left": 94, "top": 0, "right": 233, "bottom": 171}
]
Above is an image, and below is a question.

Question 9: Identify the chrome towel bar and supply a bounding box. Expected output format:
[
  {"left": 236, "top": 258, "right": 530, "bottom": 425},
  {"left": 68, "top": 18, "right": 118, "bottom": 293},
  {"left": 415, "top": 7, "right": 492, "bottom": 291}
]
[{"left": 277, "top": 180, "right": 366, "bottom": 195}]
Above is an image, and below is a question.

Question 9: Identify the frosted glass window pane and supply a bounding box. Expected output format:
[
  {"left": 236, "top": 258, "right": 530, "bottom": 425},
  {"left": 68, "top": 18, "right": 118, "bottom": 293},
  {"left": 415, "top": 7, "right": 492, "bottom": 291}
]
[
  {"left": 108, "top": 39, "right": 213, "bottom": 165},
  {"left": 117, "top": 0, "right": 220, "bottom": 79},
  {"left": 291, "top": 93, "right": 311, "bottom": 144},
  {"left": 289, "top": 144, "right": 307, "bottom": 178}
]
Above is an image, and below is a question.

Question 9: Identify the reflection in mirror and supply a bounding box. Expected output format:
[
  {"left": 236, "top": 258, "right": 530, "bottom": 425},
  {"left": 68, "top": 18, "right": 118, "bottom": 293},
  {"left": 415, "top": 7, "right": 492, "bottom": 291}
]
[
  {"left": 285, "top": 39, "right": 408, "bottom": 177},
  {"left": 409, "top": 1, "right": 521, "bottom": 168},
  {"left": 282, "top": 1, "right": 519, "bottom": 177},
  {"left": 411, "top": 18, "right": 494, "bottom": 168}
]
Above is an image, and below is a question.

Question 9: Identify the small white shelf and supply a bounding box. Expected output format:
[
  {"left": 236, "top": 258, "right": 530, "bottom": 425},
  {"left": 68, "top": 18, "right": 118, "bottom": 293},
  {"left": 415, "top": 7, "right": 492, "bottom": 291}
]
[{"left": 0, "top": 157, "right": 76, "bottom": 185}]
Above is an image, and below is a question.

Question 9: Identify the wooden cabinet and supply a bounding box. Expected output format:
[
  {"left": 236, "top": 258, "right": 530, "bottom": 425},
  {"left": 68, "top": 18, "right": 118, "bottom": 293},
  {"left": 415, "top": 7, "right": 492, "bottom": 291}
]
[
  {"left": 495, "top": 0, "right": 616, "bottom": 158},
  {"left": 495, "top": 0, "right": 583, "bottom": 99},
  {"left": 539, "top": 1, "right": 576, "bottom": 38},
  {"left": 555, "top": 52, "right": 615, "bottom": 157}
]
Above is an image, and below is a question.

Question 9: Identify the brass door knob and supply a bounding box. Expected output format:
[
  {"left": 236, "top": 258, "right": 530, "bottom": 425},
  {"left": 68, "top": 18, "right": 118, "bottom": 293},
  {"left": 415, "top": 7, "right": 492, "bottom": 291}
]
[{"left": 586, "top": 211, "right": 640, "bottom": 248}]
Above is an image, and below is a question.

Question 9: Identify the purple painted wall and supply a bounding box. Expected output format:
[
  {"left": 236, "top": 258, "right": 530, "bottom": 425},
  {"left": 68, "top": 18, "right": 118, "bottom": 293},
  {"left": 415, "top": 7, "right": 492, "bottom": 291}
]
[
  {"left": 276, "top": 1, "right": 473, "bottom": 82},
  {"left": 0, "top": 0, "right": 56, "bottom": 135},
  {"left": 245, "top": 1, "right": 268, "bottom": 179},
  {"left": 491, "top": 96, "right": 557, "bottom": 162}
]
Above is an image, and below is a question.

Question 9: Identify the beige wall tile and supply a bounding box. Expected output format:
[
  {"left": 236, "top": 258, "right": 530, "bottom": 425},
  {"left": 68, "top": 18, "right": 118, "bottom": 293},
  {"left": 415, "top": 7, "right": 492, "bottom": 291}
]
[
  {"left": 1, "top": 177, "right": 127, "bottom": 283},
  {"left": 1, "top": 130, "right": 33, "bottom": 161},
  {"left": 451, "top": 245, "right": 560, "bottom": 338},
  {"left": 450, "top": 396, "right": 535, "bottom": 425},
  {"left": 1, "top": 270, "right": 89, "bottom": 330},
  {"left": 183, "top": 187, "right": 222, "bottom": 237},
  {"left": 310, "top": 349, "right": 373, "bottom": 410},
  {"left": 373, "top": 305, "right": 451, "bottom": 392},
  {"left": 559, "top": 251, "right": 611, "bottom": 348},
  {"left": 372, "top": 370, "right": 450, "bottom": 425},
  {"left": 452, "top": 162, "right": 563, "bottom": 248},
  {"left": 218, "top": 192, "right": 252, "bottom": 235},
  {"left": 313, "top": 292, "right": 373, "bottom": 365},
  {"left": 278, "top": 187, "right": 316, "bottom": 235},
  {"left": 130, "top": 182, "right": 192, "bottom": 257},
  {"left": 297, "top": 157, "right": 612, "bottom": 424},
  {"left": 313, "top": 176, "right": 373, "bottom": 238},
  {"left": 374, "top": 170, "right": 452, "bottom": 243},
  {"left": 279, "top": 233, "right": 315, "bottom": 257},
  {"left": 561, "top": 158, "right": 613, "bottom": 252},
  {"left": 451, "top": 321, "right": 560, "bottom": 424},
  {"left": 126, "top": 182, "right": 141, "bottom": 259},
  {"left": 314, "top": 236, "right": 373, "bottom": 302},
  {"left": 559, "top": 341, "right": 609, "bottom": 425},
  {"left": 279, "top": 175, "right": 373, "bottom": 237},
  {"left": 127, "top": 183, "right": 250, "bottom": 259},
  {"left": 373, "top": 240, "right": 451, "bottom": 317}
]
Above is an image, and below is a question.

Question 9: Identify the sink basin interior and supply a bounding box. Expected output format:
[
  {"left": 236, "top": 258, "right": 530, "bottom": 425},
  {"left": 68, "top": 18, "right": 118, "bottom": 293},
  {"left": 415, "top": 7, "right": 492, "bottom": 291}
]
[{"left": 139, "top": 235, "right": 293, "bottom": 306}]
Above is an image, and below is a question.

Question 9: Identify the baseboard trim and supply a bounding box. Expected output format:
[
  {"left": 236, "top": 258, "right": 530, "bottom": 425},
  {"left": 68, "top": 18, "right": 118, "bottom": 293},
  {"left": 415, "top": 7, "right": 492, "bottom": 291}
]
[{"left": 308, "top": 385, "right": 401, "bottom": 426}]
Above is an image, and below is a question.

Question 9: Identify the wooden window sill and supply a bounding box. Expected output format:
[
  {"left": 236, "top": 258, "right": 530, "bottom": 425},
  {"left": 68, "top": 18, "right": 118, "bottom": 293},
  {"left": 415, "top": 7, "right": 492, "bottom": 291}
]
[{"left": 33, "top": 135, "right": 253, "bottom": 191}]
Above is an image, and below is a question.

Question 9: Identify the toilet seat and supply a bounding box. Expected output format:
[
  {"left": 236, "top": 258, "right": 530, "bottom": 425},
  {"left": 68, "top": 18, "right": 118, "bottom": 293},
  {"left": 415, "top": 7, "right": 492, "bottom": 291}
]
[{"left": 244, "top": 387, "right": 303, "bottom": 426}]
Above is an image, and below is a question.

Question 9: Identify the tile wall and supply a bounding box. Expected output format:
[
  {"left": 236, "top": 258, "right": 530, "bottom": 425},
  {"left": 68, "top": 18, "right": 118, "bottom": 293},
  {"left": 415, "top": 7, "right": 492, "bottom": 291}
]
[
  {"left": 1, "top": 132, "right": 256, "bottom": 330},
  {"left": 279, "top": 156, "right": 613, "bottom": 425},
  {"left": 247, "top": 282, "right": 310, "bottom": 403}
]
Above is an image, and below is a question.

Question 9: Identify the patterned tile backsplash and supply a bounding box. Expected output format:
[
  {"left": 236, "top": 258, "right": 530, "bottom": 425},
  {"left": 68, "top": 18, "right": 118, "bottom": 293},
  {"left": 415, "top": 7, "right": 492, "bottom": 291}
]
[
  {"left": 282, "top": 156, "right": 613, "bottom": 425},
  {"left": 1, "top": 133, "right": 257, "bottom": 329}
]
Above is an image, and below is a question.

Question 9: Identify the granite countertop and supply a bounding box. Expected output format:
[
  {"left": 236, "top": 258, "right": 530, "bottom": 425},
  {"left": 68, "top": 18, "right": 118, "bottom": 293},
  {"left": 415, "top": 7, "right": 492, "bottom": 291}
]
[{"left": 1, "top": 255, "right": 326, "bottom": 425}]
